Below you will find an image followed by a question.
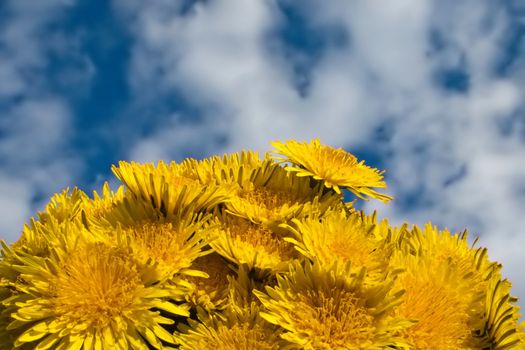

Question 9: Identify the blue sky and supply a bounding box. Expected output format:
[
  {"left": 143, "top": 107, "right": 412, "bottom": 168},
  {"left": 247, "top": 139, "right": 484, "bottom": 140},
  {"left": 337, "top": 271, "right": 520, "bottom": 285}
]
[{"left": 1, "top": 0, "right": 524, "bottom": 304}]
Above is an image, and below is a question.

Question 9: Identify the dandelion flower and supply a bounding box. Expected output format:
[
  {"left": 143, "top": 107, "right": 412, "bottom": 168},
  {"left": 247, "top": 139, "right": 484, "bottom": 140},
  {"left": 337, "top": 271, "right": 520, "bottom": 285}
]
[
  {"left": 176, "top": 302, "right": 290, "bottom": 350},
  {"left": 282, "top": 209, "right": 390, "bottom": 278},
  {"left": 81, "top": 194, "right": 216, "bottom": 308},
  {"left": 226, "top": 159, "right": 339, "bottom": 225},
  {"left": 210, "top": 215, "right": 298, "bottom": 273},
  {"left": 394, "top": 223, "right": 524, "bottom": 349},
  {"left": 271, "top": 139, "right": 392, "bottom": 202},
  {"left": 123, "top": 221, "right": 210, "bottom": 282},
  {"left": 254, "top": 261, "right": 410, "bottom": 349},
  {"left": 391, "top": 250, "right": 485, "bottom": 349},
  {"left": 1, "top": 237, "right": 184, "bottom": 349},
  {"left": 109, "top": 207, "right": 214, "bottom": 285}
]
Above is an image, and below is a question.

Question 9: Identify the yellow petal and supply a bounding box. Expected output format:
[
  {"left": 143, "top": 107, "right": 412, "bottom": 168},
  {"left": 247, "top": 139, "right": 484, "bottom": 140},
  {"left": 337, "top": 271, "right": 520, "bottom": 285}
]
[
  {"left": 34, "top": 333, "right": 60, "bottom": 350},
  {"left": 152, "top": 324, "right": 175, "bottom": 343},
  {"left": 151, "top": 300, "right": 189, "bottom": 316},
  {"left": 83, "top": 331, "right": 94, "bottom": 350},
  {"left": 17, "top": 326, "right": 47, "bottom": 343}
]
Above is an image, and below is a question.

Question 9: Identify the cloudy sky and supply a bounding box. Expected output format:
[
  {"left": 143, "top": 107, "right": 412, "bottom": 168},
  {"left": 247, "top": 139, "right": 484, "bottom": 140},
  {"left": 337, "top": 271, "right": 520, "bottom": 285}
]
[{"left": 1, "top": 0, "right": 524, "bottom": 305}]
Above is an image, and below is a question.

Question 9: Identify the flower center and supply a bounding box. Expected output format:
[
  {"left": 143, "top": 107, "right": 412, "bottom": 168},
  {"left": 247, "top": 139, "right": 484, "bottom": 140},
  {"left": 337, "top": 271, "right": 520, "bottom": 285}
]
[
  {"left": 313, "top": 147, "right": 358, "bottom": 178},
  {"left": 290, "top": 290, "right": 375, "bottom": 348},
  {"left": 52, "top": 243, "right": 143, "bottom": 329},
  {"left": 124, "top": 222, "right": 193, "bottom": 277},
  {"left": 209, "top": 324, "right": 279, "bottom": 350},
  {"left": 326, "top": 230, "right": 376, "bottom": 267},
  {"left": 242, "top": 187, "right": 297, "bottom": 212},
  {"left": 228, "top": 218, "right": 296, "bottom": 266},
  {"left": 398, "top": 273, "right": 473, "bottom": 349}
]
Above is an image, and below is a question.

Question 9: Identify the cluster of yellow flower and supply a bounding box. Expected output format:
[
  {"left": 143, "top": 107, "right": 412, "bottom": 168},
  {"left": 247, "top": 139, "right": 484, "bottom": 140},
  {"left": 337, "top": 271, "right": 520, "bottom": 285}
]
[{"left": 0, "top": 139, "right": 523, "bottom": 349}]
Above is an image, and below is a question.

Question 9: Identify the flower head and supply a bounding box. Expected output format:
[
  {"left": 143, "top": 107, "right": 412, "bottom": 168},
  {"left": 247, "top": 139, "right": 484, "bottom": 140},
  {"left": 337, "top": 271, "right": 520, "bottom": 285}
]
[
  {"left": 271, "top": 139, "right": 392, "bottom": 202},
  {"left": 98, "top": 195, "right": 215, "bottom": 285},
  {"left": 1, "top": 231, "right": 183, "bottom": 349},
  {"left": 282, "top": 209, "right": 391, "bottom": 279},
  {"left": 176, "top": 301, "right": 290, "bottom": 350},
  {"left": 254, "top": 261, "right": 409, "bottom": 349},
  {"left": 389, "top": 223, "right": 525, "bottom": 349},
  {"left": 402, "top": 224, "right": 498, "bottom": 279},
  {"left": 391, "top": 251, "right": 482, "bottom": 349},
  {"left": 225, "top": 158, "right": 339, "bottom": 225},
  {"left": 389, "top": 225, "right": 498, "bottom": 349},
  {"left": 211, "top": 215, "right": 298, "bottom": 273}
]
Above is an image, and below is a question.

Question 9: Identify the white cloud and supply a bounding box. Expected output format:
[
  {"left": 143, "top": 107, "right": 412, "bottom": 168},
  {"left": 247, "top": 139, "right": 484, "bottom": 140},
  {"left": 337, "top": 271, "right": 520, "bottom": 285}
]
[
  {"left": 129, "top": 114, "right": 230, "bottom": 163},
  {"left": 0, "top": 0, "right": 84, "bottom": 243},
  {"left": 117, "top": 0, "right": 525, "bottom": 305},
  {"left": 0, "top": 175, "right": 32, "bottom": 240}
]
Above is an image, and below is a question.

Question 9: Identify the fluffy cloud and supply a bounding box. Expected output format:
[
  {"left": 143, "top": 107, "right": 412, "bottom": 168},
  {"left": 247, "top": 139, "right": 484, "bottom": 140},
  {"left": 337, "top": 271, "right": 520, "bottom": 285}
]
[
  {"left": 0, "top": 0, "right": 85, "bottom": 241},
  {"left": 114, "top": 0, "right": 525, "bottom": 303}
]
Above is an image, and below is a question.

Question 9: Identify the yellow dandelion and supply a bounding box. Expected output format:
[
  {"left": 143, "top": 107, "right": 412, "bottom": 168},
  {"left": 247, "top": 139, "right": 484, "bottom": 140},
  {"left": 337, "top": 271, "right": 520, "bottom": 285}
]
[
  {"left": 176, "top": 301, "right": 292, "bottom": 350},
  {"left": 390, "top": 250, "right": 485, "bottom": 349},
  {"left": 281, "top": 209, "right": 391, "bottom": 278},
  {"left": 271, "top": 139, "right": 392, "bottom": 202},
  {"left": 394, "top": 223, "right": 524, "bottom": 349},
  {"left": 112, "top": 160, "right": 228, "bottom": 216},
  {"left": 225, "top": 158, "right": 339, "bottom": 225},
  {"left": 102, "top": 200, "right": 214, "bottom": 284},
  {"left": 210, "top": 215, "right": 298, "bottom": 273},
  {"left": 0, "top": 217, "right": 96, "bottom": 330},
  {"left": 254, "top": 260, "right": 410, "bottom": 349},
  {"left": 1, "top": 235, "right": 184, "bottom": 350},
  {"left": 121, "top": 220, "right": 210, "bottom": 282},
  {"left": 184, "top": 252, "right": 235, "bottom": 311}
]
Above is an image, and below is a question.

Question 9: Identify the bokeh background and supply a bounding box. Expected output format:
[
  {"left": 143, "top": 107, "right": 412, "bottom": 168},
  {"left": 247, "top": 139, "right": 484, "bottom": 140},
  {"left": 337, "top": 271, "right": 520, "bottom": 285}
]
[{"left": 1, "top": 0, "right": 524, "bottom": 309}]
